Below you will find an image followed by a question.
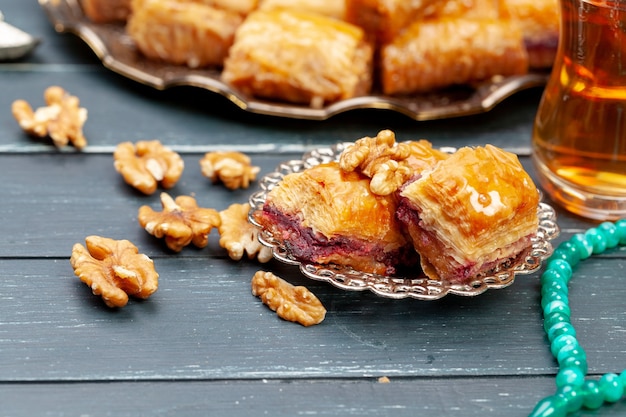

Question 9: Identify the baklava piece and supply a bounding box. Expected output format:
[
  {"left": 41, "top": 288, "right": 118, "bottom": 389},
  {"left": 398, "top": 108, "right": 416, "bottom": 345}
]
[
  {"left": 254, "top": 162, "right": 418, "bottom": 276},
  {"left": 505, "top": 0, "right": 559, "bottom": 68},
  {"left": 81, "top": 0, "right": 132, "bottom": 23},
  {"left": 222, "top": 9, "right": 373, "bottom": 107},
  {"left": 381, "top": 16, "right": 528, "bottom": 95},
  {"left": 397, "top": 145, "right": 540, "bottom": 284},
  {"left": 345, "top": 0, "right": 444, "bottom": 45},
  {"left": 127, "top": 0, "right": 244, "bottom": 68}
]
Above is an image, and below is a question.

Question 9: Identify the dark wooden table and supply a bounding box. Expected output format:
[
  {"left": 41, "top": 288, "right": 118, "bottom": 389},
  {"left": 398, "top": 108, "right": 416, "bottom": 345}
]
[{"left": 1, "top": 2, "right": 625, "bottom": 416}]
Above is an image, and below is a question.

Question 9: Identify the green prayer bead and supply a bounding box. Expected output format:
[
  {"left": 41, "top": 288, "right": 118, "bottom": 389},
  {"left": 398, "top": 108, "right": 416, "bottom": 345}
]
[
  {"left": 557, "top": 352, "right": 589, "bottom": 375},
  {"left": 598, "top": 222, "right": 619, "bottom": 249},
  {"left": 543, "top": 312, "right": 570, "bottom": 333},
  {"left": 540, "top": 269, "right": 567, "bottom": 287},
  {"left": 541, "top": 290, "right": 568, "bottom": 310},
  {"left": 547, "top": 321, "right": 576, "bottom": 342},
  {"left": 547, "top": 259, "right": 573, "bottom": 282},
  {"left": 549, "top": 247, "right": 579, "bottom": 266},
  {"left": 569, "top": 233, "right": 593, "bottom": 260},
  {"left": 528, "top": 395, "right": 568, "bottom": 417},
  {"left": 585, "top": 228, "right": 607, "bottom": 254},
  {"left": 541, "top": 279, "right": 568, "bottom": 297},
  {"left": 543, "top": 300, "right": 571, "bottom": 319},
  {"left": 557, "top": 342, "right": 586, "bottom": 360},
  {"left": 616, "top": 219, "right": 626, "bottom": 244},
  {"left": 599, "top": 373, "right": 624, "bottom": 403},
  {"left": 619, "top": 370, "right": 626, "bottom": 387},
  {"left": 556, "top": 385, "right": 584, "bottom": 413},
  {"left": 556, "top": 241, "right": 581, "bottom": 267},
  {"left": 557, "top": 367, "right": 585, "bottom": 388},
  {"left": 550, "top": 333, "right": 578, "bottom": 357},
  {"left": 582, "top": 380, "right": 605, "bottom": 409}
]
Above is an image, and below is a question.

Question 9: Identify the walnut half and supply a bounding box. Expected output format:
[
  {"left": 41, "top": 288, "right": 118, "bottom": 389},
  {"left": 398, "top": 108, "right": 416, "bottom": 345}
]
[
  {"left": 138, "top": 192, "right": 221, "bottom": 252},
  {"left": 339, "top": 130, "right": 448, "bottom": 195},
  {"left": 252, "top": 271, "right": 326, "bottom": 326},
  {"left": 70, "top": 236, "right": 159, "bottom": 308},
  {"left": 218, "top": 203, "right": 272, "bottom": 263},
  {"left": 114, "top": 140, "right": 184, "bottom": 195},
  {"left": 200, "top": 151, "right": 260, "bottom": 190},
  {"left": 12, "top": 86, "right": 88, "bottom": 149}
]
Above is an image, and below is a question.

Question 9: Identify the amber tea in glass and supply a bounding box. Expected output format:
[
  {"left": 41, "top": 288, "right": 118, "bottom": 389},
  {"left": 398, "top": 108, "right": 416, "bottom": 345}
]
[{"left": 532, "top": 0, "right": 626, "bottom": 220}]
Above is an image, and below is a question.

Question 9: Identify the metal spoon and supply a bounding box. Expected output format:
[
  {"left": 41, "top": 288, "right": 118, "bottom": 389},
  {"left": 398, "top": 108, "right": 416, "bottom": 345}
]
[{"left": 0, "top": 10, "right": 40, "bottom": 61}]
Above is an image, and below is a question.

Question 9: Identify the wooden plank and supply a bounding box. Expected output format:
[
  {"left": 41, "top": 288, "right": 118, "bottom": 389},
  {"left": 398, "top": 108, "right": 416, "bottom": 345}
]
[
  {"left": 0, "top": 376, "right": 592, "bottom": 417},
  {"left": 2, "top": 376, "right": 626, "bottom": 417},
  {"left": 1, "top": 256, "right": 625, "bottom": 382}
]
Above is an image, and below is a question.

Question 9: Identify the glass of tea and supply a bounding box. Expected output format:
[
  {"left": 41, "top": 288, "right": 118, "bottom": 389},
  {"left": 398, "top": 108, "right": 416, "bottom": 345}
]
[{"left": 532, "top": 0, "right": 626, "bottom": 221}]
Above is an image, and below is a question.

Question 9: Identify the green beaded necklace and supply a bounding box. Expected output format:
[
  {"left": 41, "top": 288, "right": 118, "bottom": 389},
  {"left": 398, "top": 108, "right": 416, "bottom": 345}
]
[{"left": 529, "top": 220, "right": 626, "bottom": 417}]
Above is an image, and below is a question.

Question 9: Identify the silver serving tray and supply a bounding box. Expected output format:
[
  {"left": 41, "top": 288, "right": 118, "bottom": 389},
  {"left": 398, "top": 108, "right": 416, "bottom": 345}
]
[
  {"left": 40, "top": 0, "right": 549, "bottom": 121},
  {"left": 248, "top": 143, "right": 560, "bottom": 300}
]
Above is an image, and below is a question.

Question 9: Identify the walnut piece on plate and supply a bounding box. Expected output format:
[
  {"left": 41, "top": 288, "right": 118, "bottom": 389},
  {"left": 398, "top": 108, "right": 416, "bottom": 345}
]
[
  {"left": 251, "top": 270, "right": 326, "bottom": 326},
  {"left": 12, "top": 86, "right": 88, "bottom": 149},
  {"left": 199, "top": 151, "right": 260, "bottom": 190},
  {"left": 219, "top": 203, "right": 272, "bottom": 263},
  {"left": 138, "top": 192, "right": 221, "bottom": 252},
  {"left": 70, "top": 235, "right": 159, "bottom": 308},
  {"left": 113, "top": 140, "right": 184, "bottom": 195},
  {"left": 339, "top": 130, "right": 448, "bottom": 196}
]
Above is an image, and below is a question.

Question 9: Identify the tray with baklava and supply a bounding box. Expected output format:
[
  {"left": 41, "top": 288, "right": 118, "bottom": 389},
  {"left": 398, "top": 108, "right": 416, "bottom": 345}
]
[{"left": 40, "top": 0, "right": 557, "bottom": 121}]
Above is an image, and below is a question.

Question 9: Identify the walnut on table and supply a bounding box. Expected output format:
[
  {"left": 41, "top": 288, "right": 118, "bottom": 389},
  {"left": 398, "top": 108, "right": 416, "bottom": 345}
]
[
  {"left": 138, "top": 192, "right": 221, "bottom": 252},
  {"left": 113, "top": 140, "right": 184, "bottom": 195},
  {"left": 251, "top": 270, "right": 326, "bottom": 327},
  {"left": 199, "top": 151, "right": 260, "bottom": 190},
  {"left": 70, "top": 235, "right": 159, "bottom": 308},
  {"left": 11, "top": 86, "right": 88, "bottom": 149},
  {"left": 218, "top": 203, "right": 272, "bottom": 263}
]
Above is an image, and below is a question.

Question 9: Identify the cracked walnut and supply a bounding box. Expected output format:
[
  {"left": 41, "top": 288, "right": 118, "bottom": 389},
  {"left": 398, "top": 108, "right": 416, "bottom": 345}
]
[
  {"left": 138, "top": 192, "right": 221, "bottom": 252},
  {"left": 252, "top": 270, "right": 326, "bottom": 326},
  {"left": 339, "top": 130, "right": 448, "bottom": 195},
  {"left": 200, "top": 151, "right": 260, "bottom": 190},
  {"left": 70, "top": 235, "right": 159, "bottom": 308},
  {"left": 218, "top": 203, "right": 272, "bottom": 263},
  {"left": 114, "top": 140, "right": 184, "bottom": 195},
  {"left": 12, "top": 86, "right": 88, "bottom": 149}
]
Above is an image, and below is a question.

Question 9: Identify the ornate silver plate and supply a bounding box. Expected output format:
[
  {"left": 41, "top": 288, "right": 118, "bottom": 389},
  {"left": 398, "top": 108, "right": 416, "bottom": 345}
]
[
  {"left": 248, "top": 143, "right": 560, "bottom": 300},
  {"left": 40, "top": 0, "right": 549, "bottom": 121}
]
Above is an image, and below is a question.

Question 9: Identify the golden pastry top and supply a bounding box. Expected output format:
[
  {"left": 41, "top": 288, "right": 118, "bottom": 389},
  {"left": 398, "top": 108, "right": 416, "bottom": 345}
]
[
  {"left": 229, "top": 9, "right": 369, "bottom": 79},
  {"left": 265, "top": 162, "right": 408, "bottom": 247},
  {"left": 400, "top": 145, "right": 539, "bottom": 258}
]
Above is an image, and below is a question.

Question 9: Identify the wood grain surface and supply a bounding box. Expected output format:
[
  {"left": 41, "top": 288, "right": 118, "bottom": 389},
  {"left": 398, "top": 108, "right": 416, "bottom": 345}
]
[{"left": 0, "top": 2, "right": 624, "bottom": 416}]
